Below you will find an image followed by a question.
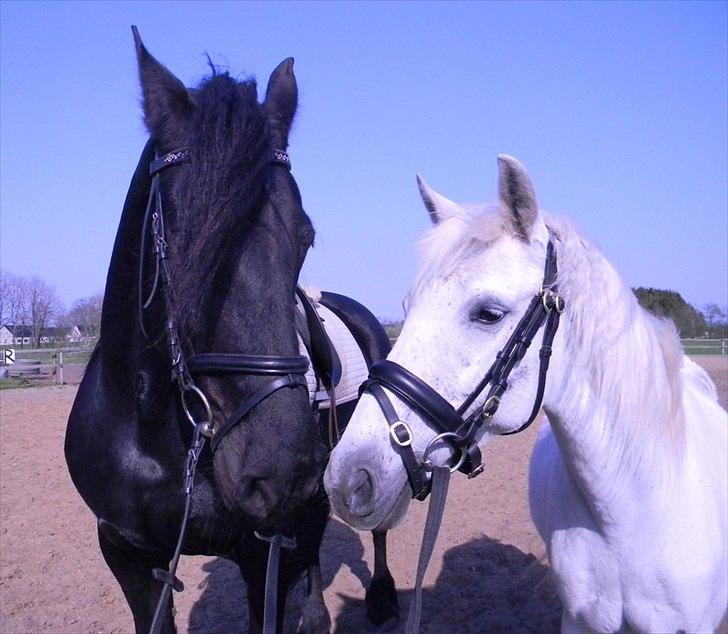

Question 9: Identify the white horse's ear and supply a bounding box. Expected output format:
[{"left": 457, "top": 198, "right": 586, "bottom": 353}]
[
  {"left": 417, "top": 175, "right": 462, "bottom": 224},
  {"left": 497, "top": 155, "right": 539, "bottom": 240}
]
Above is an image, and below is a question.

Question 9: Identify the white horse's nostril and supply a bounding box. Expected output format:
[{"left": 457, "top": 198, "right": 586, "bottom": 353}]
[{"left": 344, "top": 468, "right": 375, "bottom": 516}]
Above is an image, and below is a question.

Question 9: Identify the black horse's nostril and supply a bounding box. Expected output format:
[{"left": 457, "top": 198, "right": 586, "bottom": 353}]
[
  {"left": 238, "top": 476, "right": 280, "bottom": 520},
  {"left": 344, "top": 468, "right": 375, "bottom": 517}
]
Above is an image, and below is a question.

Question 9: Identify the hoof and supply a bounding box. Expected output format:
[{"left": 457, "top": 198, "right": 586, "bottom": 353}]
[{"left": 365, "top": 571, "right": 400, "bottom": 627}]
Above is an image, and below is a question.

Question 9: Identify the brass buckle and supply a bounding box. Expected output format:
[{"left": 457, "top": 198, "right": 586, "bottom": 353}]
[{"left": 389, "top": 420, "right": 413, "bottom": 447}]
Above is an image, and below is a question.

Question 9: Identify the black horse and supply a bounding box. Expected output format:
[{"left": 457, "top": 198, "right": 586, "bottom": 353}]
[{"left": 65, "top": 29, "right": 397, "bottom": 633}]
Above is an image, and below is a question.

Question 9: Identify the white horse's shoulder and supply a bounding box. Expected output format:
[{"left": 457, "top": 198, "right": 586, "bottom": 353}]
[{"left": 529, "top": 420, "right": 624, "bottom": 631}]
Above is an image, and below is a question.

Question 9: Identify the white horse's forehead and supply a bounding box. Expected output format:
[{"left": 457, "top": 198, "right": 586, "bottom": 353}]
[{"left": 418, "top": 236, "right": 545, "bottom": 304}]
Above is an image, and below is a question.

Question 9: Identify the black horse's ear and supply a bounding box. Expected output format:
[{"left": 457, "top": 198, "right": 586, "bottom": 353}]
[
  {"left": 263, "top": 58, "right": 297, "bottom": 149},
  {"left": 132, "top": 26, "right": 194, "bottom": 139}
]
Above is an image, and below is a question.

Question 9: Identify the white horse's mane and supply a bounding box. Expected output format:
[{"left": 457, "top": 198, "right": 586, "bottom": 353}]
[{"left": 414, "top": 205, "right": 689, "bottom": 462}]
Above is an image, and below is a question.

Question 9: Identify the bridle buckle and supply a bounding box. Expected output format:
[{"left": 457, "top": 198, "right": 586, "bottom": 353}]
[
  {"left": 389, "top": 420, "right": 413, "bottom": 447},
  {"left": 542, "top": 288, "right": 565, "bottom": 314},
  {"left": 468, "top": 463, "right": 485, "bottom": 479},
  {"left": 481, "top": 395, "right": 501, "bottom": 419}
]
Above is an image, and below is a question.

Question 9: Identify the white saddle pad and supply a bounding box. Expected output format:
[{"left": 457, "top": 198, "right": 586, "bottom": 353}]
[{"left": 296, "top": 295, "right": 368, "bottom": 410}]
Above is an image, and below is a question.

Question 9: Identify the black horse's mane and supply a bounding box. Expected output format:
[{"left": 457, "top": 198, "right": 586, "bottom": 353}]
[{"left": 167, "top": 71, "right": 272, "bottom": 341}]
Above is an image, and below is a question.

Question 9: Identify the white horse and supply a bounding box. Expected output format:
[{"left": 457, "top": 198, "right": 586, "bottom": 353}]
[{"left": 325, "top": 155, "right": 728, "bottom": 632}]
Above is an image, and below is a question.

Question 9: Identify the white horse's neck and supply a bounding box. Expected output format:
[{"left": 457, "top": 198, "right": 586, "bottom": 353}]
[{"left": 542, "top": 223, "right": 686, "bottom": 527}]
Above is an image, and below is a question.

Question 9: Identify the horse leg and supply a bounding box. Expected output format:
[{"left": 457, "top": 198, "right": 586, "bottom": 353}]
[
  {"left": 365, "top": 529, "right": 399, "bottom": 626},
  {"left": 241, "top": 558, "right": 304, "bottom": 634},
  {"left": 297, "top": 553, "right": 331, "bottom": 634},
  {"left": 97, "top": 523, "right": 176, "bottom": 634},
  {"left": 560, "top": 610, "right": 587, "bottom": 634}
]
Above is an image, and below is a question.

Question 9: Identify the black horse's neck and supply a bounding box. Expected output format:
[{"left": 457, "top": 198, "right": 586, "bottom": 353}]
[{"left": 98, "top": 141, "right": 156, "bottom": 380}]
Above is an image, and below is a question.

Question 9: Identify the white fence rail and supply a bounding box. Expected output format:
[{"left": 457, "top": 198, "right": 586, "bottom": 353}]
[
  {"left": 387, "top": 337, "right": 727, "bottom": 355},
  {"left": 681, "top": 339, "right": 727, "bottom": 355}
]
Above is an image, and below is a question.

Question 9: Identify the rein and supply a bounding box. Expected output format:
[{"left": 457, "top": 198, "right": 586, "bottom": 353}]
[
  {"left": 361, "top": 237, "right": 565, "bottom": 633},
  {"left": 141, "top": 146, "right": 305, "bottom": 634}
]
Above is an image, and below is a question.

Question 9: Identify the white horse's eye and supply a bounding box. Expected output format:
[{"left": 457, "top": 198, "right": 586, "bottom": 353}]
[{"left": 472, "top": 306, "right": 505, "bottom": 324}]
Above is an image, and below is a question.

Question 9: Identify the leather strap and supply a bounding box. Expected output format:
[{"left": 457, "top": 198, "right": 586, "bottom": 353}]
[
  {"left": 404, "top": 466, "right": 450, "bottom": 634},
  {"left": 501, "top": 307, "right": 560, "bottom": 435},
  {"left": 149, "top": 148, "right": 189, "bottom": 176},
  {"left": 187, "top": 353, "right": 309, "bottom": 376},
  {"left": 151, "top": 568, "right": 184, "bottom": 592},
  {"left": 366, "top": 382, "right": 429, "bottom": 499},
  {"left": 365, "top": 361, "right": 480, "bottom": 479},
  {"left": 149, "top": 426, "right": 205, "bottom": 634},
  {"left": 254, "top": 532, "right": 297, "bottom": 634},
  {"left": 270, "top": 149, "right": 291, "bottom": 170},
  {"left": 209, "top": 374, "right": 308, "bottom": 452},
  {"left": 368, "top": 361, "right": 463, "bottom": 434}
]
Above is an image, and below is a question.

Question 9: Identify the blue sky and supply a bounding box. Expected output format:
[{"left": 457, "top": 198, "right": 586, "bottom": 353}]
[{"left": 1, "top": 1, "right": 726, "bottom": 319}]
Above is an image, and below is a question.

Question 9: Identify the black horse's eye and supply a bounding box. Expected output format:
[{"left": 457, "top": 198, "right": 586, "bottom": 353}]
[{"left": 472, "top": 306, "right": 505, "bottom": 324}]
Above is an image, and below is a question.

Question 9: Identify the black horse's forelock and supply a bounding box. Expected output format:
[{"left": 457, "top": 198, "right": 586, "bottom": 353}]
[{"left": 168, "top": 71, "right": 273, "bottom": 341}]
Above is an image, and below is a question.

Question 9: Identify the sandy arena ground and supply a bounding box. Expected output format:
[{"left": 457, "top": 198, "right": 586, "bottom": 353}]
[{"left": 1, "top": 356, "right": 726, "bottom": 633}]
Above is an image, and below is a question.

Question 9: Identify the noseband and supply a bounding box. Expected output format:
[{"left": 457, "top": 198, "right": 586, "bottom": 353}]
[
  {"left": 139, "top": 146, "right": 309, "bottom": 450},
  {"left": 361, "top": 238, "right": 565, "bottom": 500}
]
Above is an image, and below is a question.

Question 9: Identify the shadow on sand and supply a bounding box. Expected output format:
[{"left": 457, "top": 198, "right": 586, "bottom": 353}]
[
  {"left": 188, "top": 519, "right": 560, "bottom": 633},
  {"left": 187, "top": 519, "right": 369, "bottom": 633}
]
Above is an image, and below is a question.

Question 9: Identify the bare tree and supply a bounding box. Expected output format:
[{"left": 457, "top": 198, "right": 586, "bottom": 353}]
[
  {"left": 27, "top": 276, "right": 62, "bottom": 348},
  {"left": 67, "top": 292, "right": 104, "bottom": 339},
  {"left": 0, "top": 271, "right": 28, "bottom": 328}
]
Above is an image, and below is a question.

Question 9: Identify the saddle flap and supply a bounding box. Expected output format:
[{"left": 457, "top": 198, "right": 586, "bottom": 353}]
[{"left": 295, "top": 287, "right": 342, "bottom": 390}]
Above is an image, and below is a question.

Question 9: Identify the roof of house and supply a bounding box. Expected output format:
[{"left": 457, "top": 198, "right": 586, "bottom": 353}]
[
  {"left": 2, "top": 325, "right": 34, "bottom": 337},
  {"left": 1, "top": 325, "right": 76, "bottom": 338}
]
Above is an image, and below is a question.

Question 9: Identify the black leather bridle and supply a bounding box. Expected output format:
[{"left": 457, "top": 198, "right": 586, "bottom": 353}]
[
  {"left": 360, "top": 237, "right": 565, "bottom": 634},
  {"left": 361, "top": 237, "right": 565, "bottom": 501},
  {"left": 139, "top": 146, "right": 309, "bottom": 450},
  {"left": 141, "top": 146, "right": 308, "bottom": 634}
]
